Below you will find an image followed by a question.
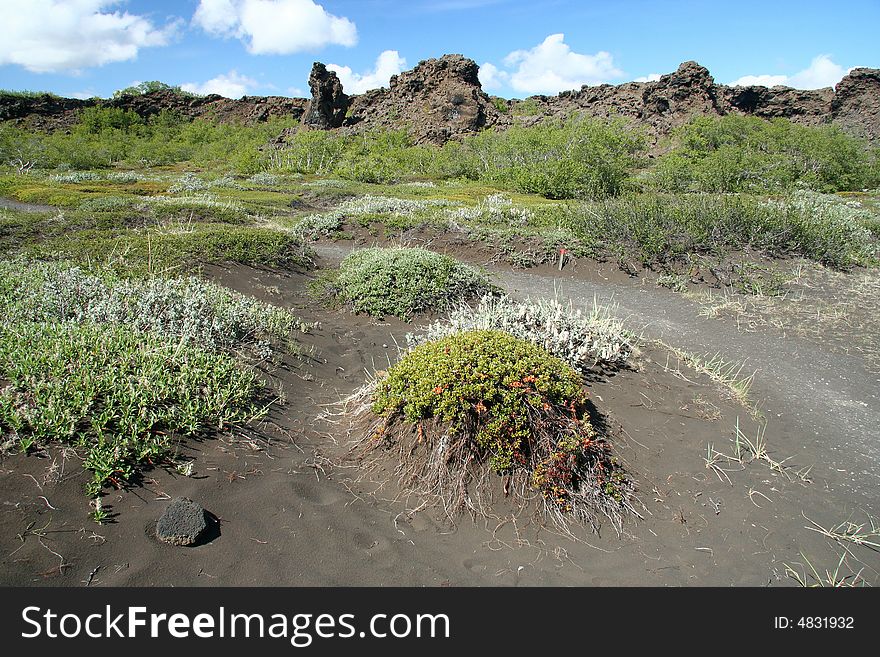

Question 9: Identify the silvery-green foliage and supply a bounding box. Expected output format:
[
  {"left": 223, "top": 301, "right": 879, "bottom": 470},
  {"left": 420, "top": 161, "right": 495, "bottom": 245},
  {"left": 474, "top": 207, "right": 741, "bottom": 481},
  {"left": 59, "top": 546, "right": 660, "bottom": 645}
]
[
  {"left": 106, "top": 171, "right": 147, "bottom": 183},
  {"left": 301, "top": 179, "right": 347, "bottom": 188},
  {"left": 247, "top": 172, "right": 282, "bottom": 187},
  {"left": 293, "top": 211, "right": 344, "bottom": 240},
  {"left": 0, "top": 260, "right": 303, "bottom": 356},
  {"left": 78, "top": 196, "right": 132, "bottom": 212},
  {"left": 144, "top": 193, "right": 242, "bottom": 211},
  {"left": 445, "top": 194, "right": 533, "bottom": 227},
  {"left": 408, "top": 293, "right": 634, "bottom": 373},
  {"left": 168, "top": 173, "right": 207, "bottom": 193},
  {"left": 49, "top": 171, "right": 103, "bottom": 183},
  {"left": 290, "top": 195, "right": 456, "bottom": 239},
  {"left": 337, "top": 194, "right": 453, "bottom": 216},
  {"left": 768, "top": 190, "right": 878, "bottom": 264}
]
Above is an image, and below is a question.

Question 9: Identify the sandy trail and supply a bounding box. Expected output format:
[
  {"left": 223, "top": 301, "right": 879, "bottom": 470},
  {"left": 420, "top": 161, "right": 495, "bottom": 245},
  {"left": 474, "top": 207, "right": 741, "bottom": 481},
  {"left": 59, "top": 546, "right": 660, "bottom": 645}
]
[{"left": 313, "top": 243, "right": 880, "bottom": 514}]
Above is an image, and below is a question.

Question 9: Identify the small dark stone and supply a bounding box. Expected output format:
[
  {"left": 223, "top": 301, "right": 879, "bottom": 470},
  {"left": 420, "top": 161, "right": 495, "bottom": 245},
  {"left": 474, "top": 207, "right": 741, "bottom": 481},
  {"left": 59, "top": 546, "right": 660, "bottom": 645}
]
[{"left": 156, "top": 497, "right": 207, "bottom": 547}]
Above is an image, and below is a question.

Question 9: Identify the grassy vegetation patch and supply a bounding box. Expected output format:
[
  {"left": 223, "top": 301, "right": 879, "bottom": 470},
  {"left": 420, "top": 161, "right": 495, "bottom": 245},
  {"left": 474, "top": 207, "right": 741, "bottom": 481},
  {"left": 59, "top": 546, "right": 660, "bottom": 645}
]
[
  {"left": 348, "top": 330, "right": 636, "bottom": 532},
  {"left": 26, "top": 223, "right": 314, "bottom": 276},
  {"left": 0, "top": 321, "right": 265, "bottom": 497},
  {"left": 0, "top": 259, "right": 307, "bottom": 357},
  {"left": 560, "top": 193, "right": 878, "bottom": 269},
  {"left": 318, "top": 246, "right": 495, "bottom": 319}
]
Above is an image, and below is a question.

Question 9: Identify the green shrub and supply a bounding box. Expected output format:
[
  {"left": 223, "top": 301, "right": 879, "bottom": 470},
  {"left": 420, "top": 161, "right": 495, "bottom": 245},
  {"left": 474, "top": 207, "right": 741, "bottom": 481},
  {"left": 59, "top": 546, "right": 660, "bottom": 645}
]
[
  {"left": 112, "top": 81, "right": 196, "bottom": 99},
  {"left": 0, "top": 321, "right": 264, "bottom": 496},
  {"left": 326, "top": 247, "right": 494, "bottom": 319},
  {"left": 654, "top": 115, "right": 878, "bottom": 193},
  {"left": 560, "top": 193, "right": 878, "bottom": 268},
  {"left": 359, "top": 330, "right": 635, "bottom": 529},
  {"left": 450, "top": 116, "right": 645, "bottom": 199}
]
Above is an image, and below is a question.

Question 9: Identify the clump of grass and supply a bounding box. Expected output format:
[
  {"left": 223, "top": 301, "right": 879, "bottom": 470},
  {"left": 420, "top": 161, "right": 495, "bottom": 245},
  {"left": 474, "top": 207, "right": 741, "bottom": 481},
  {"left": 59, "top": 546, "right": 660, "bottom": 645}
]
[
  {"left": 704, "top": 418, "right": 812, "bottom": 484},
  {"left": 246, "top": 172, "right": 285, "bottom": 187},
  {"left": 784, "top": 552, "right": 867, "bottom": 587},
  {"left": 445, "top": 193, "right": 533, "bottom": 227},
  {"left": 408, "top": 293, "right": 635, "bottom": 374},
  {"left": 660, "top": 345, "right": 756, "bottom": 410},
  {"left": 26, "top": 224, "right": 314, "bottom": 276},
  {"left": 49, "top": 171, "right": 103, "bottom": 184},
  {"left": 345, "top": 330, "right": 638, "bottom": 533},
  {"left": 319, "top": 247, "right": 494, "bottom": 319},
  {"left": 0, "top": 321, "right": 267, "bottom": 496},
  {"left": 803, "top": 513, "right": 880, "bottom": 551},
  {"left": 657, "top": 273, "right": 688, "bottom": 292},
  {"left": 336, "top": 194, "right": 453, "bottom": 216},
  {"left": 0, "top": 259, "right": 307, "bottom": 358},
  {"left": 562, "top": 193, "right": 878, "bottom": 269}
]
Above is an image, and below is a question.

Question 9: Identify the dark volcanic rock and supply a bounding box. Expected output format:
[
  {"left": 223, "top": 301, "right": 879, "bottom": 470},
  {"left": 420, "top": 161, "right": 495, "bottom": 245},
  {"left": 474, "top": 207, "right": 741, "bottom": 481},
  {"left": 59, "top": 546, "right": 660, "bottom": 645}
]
[
  {"left": 0, "top": 90, "right": 307, "bottom": 131},
  {"left": 156, "top": 497, "right": 208, "bottom": 547},
  {"left": 832, "top": 67, "right": 880, "bottom": 144},
  {"left": 302, "top": 63, "right": 349, "bottom": 129},
  {"left": 343, "top": 54, "right": 503, "bottom": 144},
  {"left": 2, "top": 57, "right": 878, "bottom": 147},
  {"left": 723, "top": 84, "right": 833, "bottom": 124}
]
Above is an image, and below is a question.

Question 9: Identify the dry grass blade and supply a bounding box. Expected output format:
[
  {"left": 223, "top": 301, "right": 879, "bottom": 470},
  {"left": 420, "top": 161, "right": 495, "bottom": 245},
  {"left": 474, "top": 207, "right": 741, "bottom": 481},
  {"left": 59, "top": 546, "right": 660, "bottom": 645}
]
[
  {"left": 784, "top": 551, "right": 867, "bottom": 588},
  {"left": 803, "top": 513, "right": 880, "bottom": 551}
]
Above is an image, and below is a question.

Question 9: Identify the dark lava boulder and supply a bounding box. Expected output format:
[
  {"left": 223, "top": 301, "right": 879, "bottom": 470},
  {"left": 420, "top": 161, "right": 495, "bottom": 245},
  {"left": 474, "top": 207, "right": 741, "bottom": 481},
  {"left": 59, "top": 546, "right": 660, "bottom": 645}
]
[{"left": 156, "top": 497, "right": 208, "bottom": 547}]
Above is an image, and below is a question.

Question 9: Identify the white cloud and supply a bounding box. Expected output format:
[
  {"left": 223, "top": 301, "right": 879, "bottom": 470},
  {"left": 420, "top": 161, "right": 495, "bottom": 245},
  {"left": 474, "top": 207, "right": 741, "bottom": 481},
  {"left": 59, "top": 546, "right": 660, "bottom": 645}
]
[
  {"left": 634, "top": 73, "right": 662, "bottom": 83},
  {"left": 193, "top": 0, "right": 357, "bottom": 55},
  {"left": 499, "top": 33, "right": 623, "bottom": 94},
  {"left": 327, "top": 50, "right": 406, "bottom": 94},
  {"left": 181, "top": 70, "right": 259, "bottom": 98},
  {"left": 789, "top": 55, "right": 849, "bottom": 89},
  {"left": 730, "top": 74, "right": 788, "bottom": 87},
  {"left": 478, "top": 62, "right": 509, "bottom": 91},
  {"left": 0, "top": 0, "right": 178, "bottom": 74},
  {"left": 730, "top": 55, "right": 851, "bottom": 89},
  {"left": 69, "top": 90, "right": 99, "bottom": 100},
  {"left": 286, "top": 86, "right": 305, "bottom": 97}
]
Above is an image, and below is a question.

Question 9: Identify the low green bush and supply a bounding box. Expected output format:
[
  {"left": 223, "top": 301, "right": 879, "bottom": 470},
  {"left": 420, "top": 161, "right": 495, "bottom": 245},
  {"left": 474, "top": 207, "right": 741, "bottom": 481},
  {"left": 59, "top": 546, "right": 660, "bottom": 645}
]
[
  {"left": 654, "top": 114, "right": 879, "bottom": 193},
  {"left": 359, "top": 330, "right": 635, "bottom": 529},
  {"left": 560, "top": 193, "right": 878, "bottom": 268},
  {"left": 325, "top": 246, "right": 494, "bottom": 319}
]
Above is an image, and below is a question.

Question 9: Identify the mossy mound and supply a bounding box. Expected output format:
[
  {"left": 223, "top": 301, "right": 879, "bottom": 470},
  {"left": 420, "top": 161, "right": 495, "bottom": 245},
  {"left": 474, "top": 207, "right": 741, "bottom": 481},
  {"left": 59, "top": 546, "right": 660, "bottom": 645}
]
[
  {"left": 356, "top": 330, "right": 636, "bottom": 532},
  {"left": 327, "top": 247, "right": 494, "bottom": 319}
]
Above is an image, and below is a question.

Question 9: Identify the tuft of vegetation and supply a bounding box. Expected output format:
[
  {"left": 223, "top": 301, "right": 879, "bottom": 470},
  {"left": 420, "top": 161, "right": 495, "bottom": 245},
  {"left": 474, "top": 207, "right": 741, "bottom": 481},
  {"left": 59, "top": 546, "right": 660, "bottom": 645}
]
[
  {"left": 0, "top": 259, "right": 306, "bottom": 358},
  {"left": 654, "top": 114, "right": 880, "bottom": 193},
  {"left": 559, "top": 193, "right": 878, "bottom": 269},
  {"left": 111, "top": 81, "right": 198, "bottom": 99},
  {"left": 409, "top": 294, "right": 635, "bottom": 373},
  {"left": 25, "top": 224, "right": 314, "bottom": 276},
  {"left": 0, "top": 321, "right": 265, "bottom": 496},
  {"left": 0, "top": 107, "right": 300, "bottom": 172},
  {"left": 349, "top": 330, "right": 637, "bottom": 532},
  {"left": 445, "top": 116, "right": 645, "bottom": 199},
  {"left": 319, "top": 247, "right": 494, "bottom": 319}
]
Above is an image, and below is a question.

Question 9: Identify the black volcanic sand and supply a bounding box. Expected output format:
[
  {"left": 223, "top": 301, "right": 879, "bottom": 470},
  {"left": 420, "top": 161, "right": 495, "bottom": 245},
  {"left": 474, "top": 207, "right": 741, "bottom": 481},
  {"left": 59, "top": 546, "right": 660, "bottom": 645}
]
[{"left": 1, "top": 250, "right": 877, "bottom": 587}]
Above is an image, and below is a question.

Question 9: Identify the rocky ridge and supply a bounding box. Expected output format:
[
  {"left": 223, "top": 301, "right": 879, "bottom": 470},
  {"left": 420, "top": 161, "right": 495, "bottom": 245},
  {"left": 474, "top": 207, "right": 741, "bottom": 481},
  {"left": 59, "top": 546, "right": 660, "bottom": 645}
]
[{"left": 1, "top": 56, "right": 877, "bottom": 146}]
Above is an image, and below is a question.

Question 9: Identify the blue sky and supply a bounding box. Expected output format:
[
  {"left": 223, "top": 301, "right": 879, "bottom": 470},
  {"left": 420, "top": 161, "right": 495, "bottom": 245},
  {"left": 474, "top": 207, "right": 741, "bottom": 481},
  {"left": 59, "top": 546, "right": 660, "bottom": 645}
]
[{"left": 1, "top": 0, "right": 878, "bottom": 99}]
